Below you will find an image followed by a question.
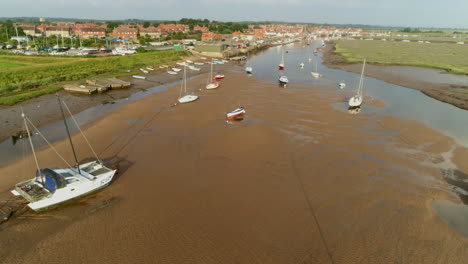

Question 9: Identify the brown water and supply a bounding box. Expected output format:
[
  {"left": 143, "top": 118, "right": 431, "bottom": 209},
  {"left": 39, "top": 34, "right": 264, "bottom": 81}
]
[{"left": 1, "top": 44, "right": 468, "bottom": 263}]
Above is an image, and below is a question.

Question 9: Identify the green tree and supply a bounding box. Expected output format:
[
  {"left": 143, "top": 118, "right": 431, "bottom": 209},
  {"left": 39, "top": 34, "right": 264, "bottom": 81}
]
[
  {"left": 143, "top": 21, "right": 150, "bottom": 28},
  {"left": 0, "top": 20, "right": 25, "bottom": 43}
]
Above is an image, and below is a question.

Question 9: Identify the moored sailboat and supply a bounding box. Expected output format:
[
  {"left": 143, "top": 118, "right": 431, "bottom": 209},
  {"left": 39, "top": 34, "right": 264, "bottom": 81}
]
[
  {"left": 11, "top": 96, "right": 117, "bottom": 211},
  {"left": 178, "top": 66, "right": 199, "bottom": 104},
  {"left": 206, "top": 59, "right": 220, "bottom": 90},
  {"left": 278, "top": 51, "right": 285, "bottom": 70},
  {"left": 348, "top": 59, "right": 366, "bottom": 108}
]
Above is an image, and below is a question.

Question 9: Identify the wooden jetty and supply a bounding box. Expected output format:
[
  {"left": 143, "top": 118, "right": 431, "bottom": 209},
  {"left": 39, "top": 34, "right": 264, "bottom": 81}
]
[{"left": 64, "top": 78, "right": 131, "bottom": 95}]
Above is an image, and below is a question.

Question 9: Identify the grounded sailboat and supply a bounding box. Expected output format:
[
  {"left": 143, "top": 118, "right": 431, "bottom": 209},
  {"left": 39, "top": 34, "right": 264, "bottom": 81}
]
[
  {"left": 310, "top": 57, "right": 320, "bottom": 78},
  {"left": 245, "top": 66, "right": 253, "bottom": 74},
  {"left": 348, "top": 59, "right": 366, "bottom": 108},
  {"left": 206, "top": 59, "right": 220, "bottom": 90},
  {"left": 178, "top": 66, "right": 199, "bottom": 103},
  {"left": 278, "top": 51, "right": 285, "bottom": 70},
  {"left": 11, "top": 96, "right": 117, "bottom": 211}
]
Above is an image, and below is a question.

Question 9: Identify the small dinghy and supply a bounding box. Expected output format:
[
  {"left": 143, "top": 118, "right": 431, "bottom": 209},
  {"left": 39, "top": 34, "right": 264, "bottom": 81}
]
[
  {"left": 299, "top": 63, "right": 304, "bottom": 68},
  {"left": 140, "top": 68, "right": 149, "bottom": 74},
  {"left": 167, "top": 71, "right": 178, "bottom": 75},
  {"left": 214, "top": 73, "right": 225, "bottom": 80},
  {"left": 177, "top": 62, "right": 187, "bottom": 66},
  {"left": 172, "top": 68, "right": 181, "bottom": 72},
  {"left": 146, "top": 67, "right": 154, "bottom": 71},
  {"left": 227, "top": 107, "right": 245, "bottom": 120},
  {"left": 133, "top": 75, "right": 147, "bottom": 79},
  {"left": 194, "top": 62, "right": 204, "bottom": 65},
  {"left": 339, "top": 81, "right": 346, "bottom": 89},
  {"left": 189, "top": 65, "right": 201, "bottom": 71},
  {"left": 245, "top": 66, "right": 253, "bottom": 74},
  {"left": 186, "top": 59, "right": 193, "bottom": 63}
]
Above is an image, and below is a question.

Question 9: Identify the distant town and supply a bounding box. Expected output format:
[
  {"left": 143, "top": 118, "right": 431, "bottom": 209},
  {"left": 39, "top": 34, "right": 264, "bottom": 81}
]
[{"left": 0, "top": 17, "right": 366, "bottom": 56}]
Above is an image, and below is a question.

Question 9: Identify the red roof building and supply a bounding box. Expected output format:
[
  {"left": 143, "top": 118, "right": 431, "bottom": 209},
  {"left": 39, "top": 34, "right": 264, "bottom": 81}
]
[
  {"left": 194, "top": 25, "right": 209, "bottom": 32},
  {"left": 202, "top": 32, "right": 224, "bottom": 42},
  {"left": 110, "top": 25, "right": 138, "bottom": 40},
  {"left": 76, "top": 27, "right": 106, "bottom": 39}
]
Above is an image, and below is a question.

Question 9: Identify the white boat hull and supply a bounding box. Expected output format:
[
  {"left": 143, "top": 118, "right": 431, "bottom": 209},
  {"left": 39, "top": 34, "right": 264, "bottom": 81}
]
[
  {"left": 311, "top": 72, "right": 320, "bottom": 78},
  {"left": 206, "top": 81, "right": 219, "bottom": 89},
  {"left": 279, "top": 76, "right": 289, "bottom": 84},
  {"left": 227, "top": 107, "right": 245, "bottom": 120},
  {"left": 348, "top": 95, "right": 362, "bottom": 107},
  {"left": 178, "top": 94, "right": 199, "bottom": 104},
  {"left": 13, "top": 161, "right": 116, "bottom": 211}
]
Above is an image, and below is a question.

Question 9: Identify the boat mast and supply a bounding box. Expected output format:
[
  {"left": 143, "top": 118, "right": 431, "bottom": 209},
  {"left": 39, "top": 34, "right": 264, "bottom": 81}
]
[
  {"left": 184, "top": 65, "right": 187, "bottom": 94},
  {"left": 21, "top": 108, "right": 44, "bottom": 185},
  {"left": 210, "top": 59, "right": 213, "bottom": 80},
  {"left": 358, "top": 59, "right": 366, "bottom": 96},
  {"left": 56, "top": 94, "right": 81, "bottom": 174}
]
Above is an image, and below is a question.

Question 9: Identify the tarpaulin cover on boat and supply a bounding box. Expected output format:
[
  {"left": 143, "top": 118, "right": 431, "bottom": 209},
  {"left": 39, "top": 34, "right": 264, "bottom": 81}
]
[{"left": 37, "top": 169, "right": 67, "bottom": 193}]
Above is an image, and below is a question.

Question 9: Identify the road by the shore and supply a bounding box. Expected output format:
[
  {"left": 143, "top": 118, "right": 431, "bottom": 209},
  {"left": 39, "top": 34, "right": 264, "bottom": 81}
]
[
  {"left": 322, "top": 42, "right": 468, "bottom": 111},
  {"left": 1, "top": 64, "right": 468, "bottom": 263}
]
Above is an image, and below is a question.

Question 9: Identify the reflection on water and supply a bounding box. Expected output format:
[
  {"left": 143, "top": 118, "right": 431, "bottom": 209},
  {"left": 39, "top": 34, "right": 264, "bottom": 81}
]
[
  {"left": 432, "top": 200, "right": 468, "bottom": 237},
  {"left": 247, "top": 41, "right": 468, "bottom": 147},
  {"left": 245, "top": 41, "right": 468, "bottom": 210},
  {"left": 348, "top": 106, "right": 361, "bottom": 115}
]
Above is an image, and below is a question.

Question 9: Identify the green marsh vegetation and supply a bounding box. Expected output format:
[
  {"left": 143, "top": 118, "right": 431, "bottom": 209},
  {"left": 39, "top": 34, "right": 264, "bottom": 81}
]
[
  {"left": 0, "top": 50, "right": 187, "bottom": 105},
  {"left": 335, "top": 40, "right": 468, "bottom": 74}
]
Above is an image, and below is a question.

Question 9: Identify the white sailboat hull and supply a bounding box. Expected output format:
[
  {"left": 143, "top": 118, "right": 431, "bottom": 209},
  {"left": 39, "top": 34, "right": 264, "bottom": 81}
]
[
  {"left": 311, "top": 72, "right": 320, "bottom": 78},
  {"left": 178, "top": 94, "right": 199, "bottom": 104},
  {"left": 13, "top": 161, "right": 116, "bottom": 211},
  {"left": 348, "top": 95, "right": 362, "bottom": 107},
  {"left": 206, "top": 81, "right": 219, "bottom": 90}
]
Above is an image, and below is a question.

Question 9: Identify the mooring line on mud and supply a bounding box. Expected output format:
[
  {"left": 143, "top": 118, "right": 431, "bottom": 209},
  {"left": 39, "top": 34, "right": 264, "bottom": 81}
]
[{"left": 290, "top": 154, "right": 336, "bottom": 264}]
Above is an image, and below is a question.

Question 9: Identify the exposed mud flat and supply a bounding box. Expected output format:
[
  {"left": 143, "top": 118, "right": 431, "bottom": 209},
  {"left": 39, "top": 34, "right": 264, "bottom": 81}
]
[{"left": 0, "top": 67, "right": 468, "bottom": 263}]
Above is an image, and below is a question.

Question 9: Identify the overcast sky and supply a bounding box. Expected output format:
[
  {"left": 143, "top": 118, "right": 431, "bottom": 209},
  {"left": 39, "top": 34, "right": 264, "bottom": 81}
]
[{"left": 2, "top": 0, "right": 466, "bottom": 28}]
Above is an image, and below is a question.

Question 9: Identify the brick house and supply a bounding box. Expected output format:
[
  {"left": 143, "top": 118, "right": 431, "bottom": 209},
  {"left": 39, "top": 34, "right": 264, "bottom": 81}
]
[
  {"left": 76, "top": 27, "right": 106, "bottom": 39},
  {"left": 194, "top": 25, "right": 209, "bottom": 32},
  {"left": 202, "top": 32, "right": 224, "bottom": 42},
  {"left": 138, "top": 26, "right": 161, "bottom": 38},
  {"left": 156, "top": 24, "right": 189, "bottom": 33},
  {"left": 44, "top": 27, "right": 71, "bottom": 37},
  {"left": 17, "top": 24, "right": 36, "bottom": 36},
  {"left": 110, "top": 25, "right": 138, "bottom": 40}
]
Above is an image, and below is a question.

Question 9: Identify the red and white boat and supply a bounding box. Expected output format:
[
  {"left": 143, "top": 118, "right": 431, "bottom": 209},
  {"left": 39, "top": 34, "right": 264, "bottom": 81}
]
[
  {"left": 214, "top": 73, "right": 225, "bottom": 80},
  {"left": 278, "top": 51, "right": 285, "bottom": 70},
  {"left": 226, "top": 107, "right": 245, "bottom": 120},
  {"left": 206, "top": 81, "right": 219, "bottom": 89},
  {"left": 206, "top": 59, "right": 220, "bottom": 89}
]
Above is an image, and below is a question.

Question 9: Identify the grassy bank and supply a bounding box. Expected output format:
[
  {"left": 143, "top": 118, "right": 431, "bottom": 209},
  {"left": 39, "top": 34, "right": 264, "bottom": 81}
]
[
  {"left": 335, "top": 40, "right": 468, "bottom": 74},
  {"left": 0, "top": 50, "right": 188, "bottom": 105}
]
